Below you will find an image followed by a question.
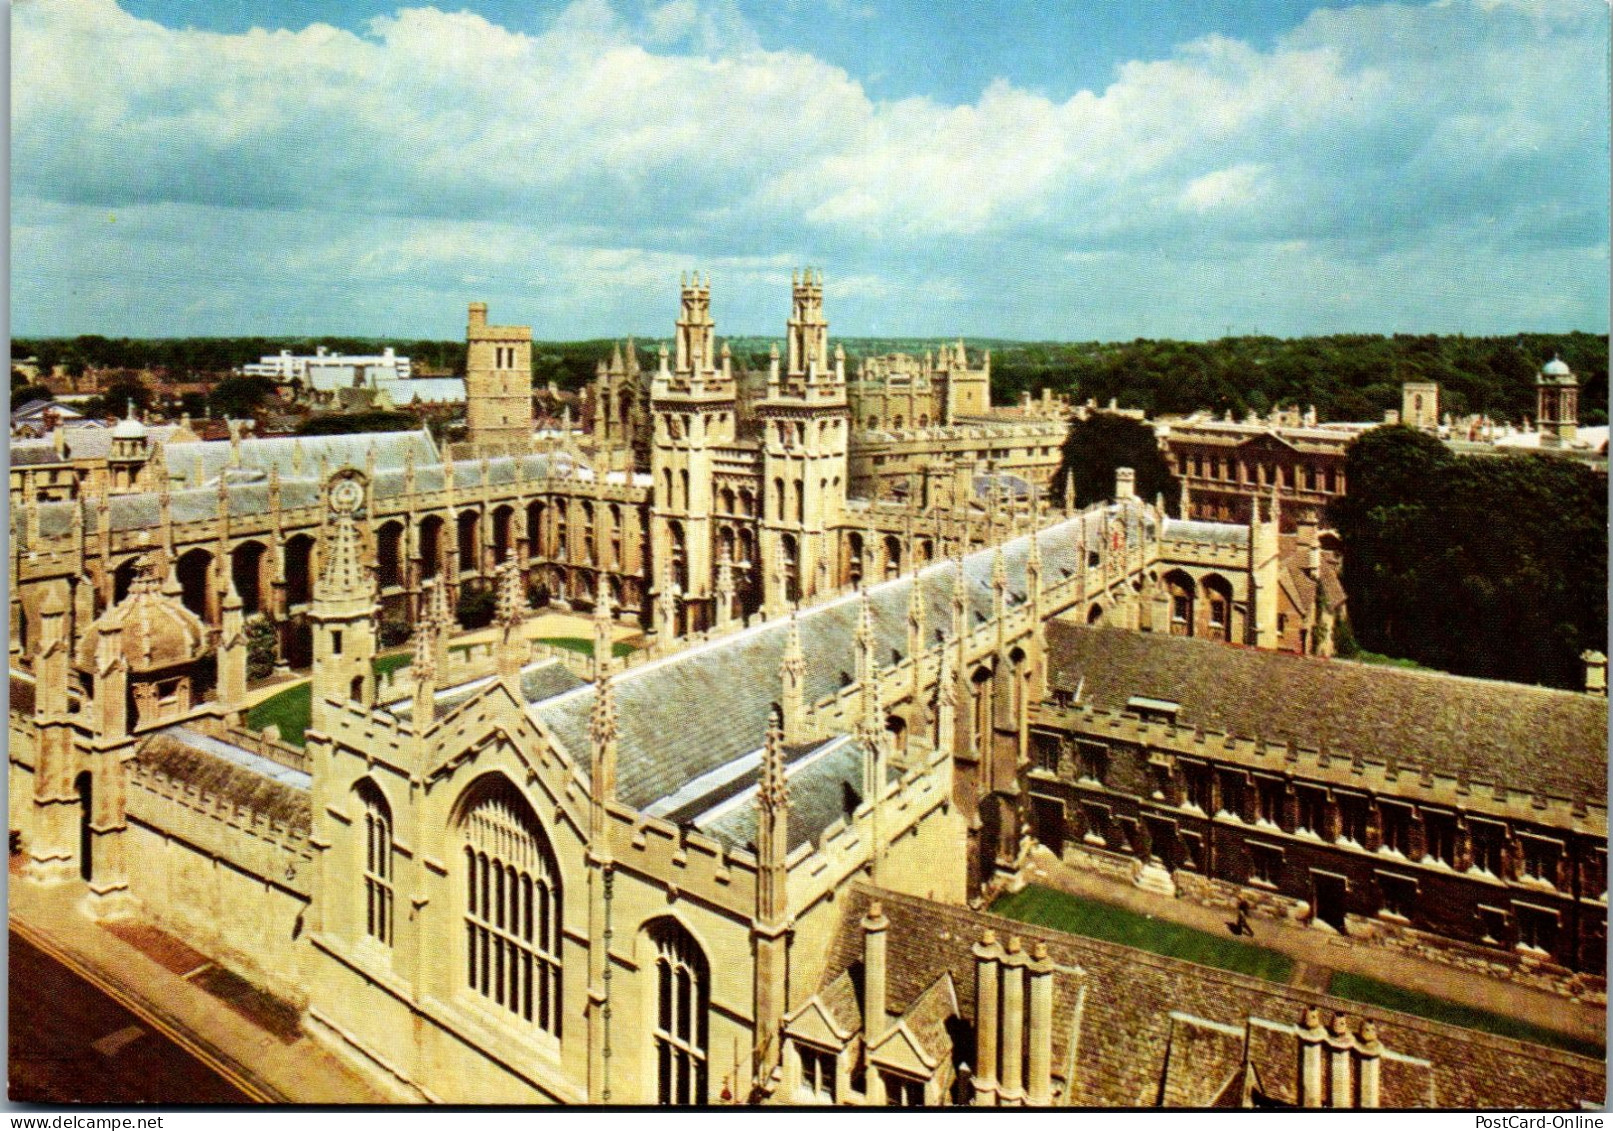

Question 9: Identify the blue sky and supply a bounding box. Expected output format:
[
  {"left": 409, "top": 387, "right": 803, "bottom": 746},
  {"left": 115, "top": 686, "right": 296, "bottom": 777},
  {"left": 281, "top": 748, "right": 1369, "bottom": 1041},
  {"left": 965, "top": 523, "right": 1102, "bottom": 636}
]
[{"left": 11, "top": 0, "right": 1610, "bottom": 340}]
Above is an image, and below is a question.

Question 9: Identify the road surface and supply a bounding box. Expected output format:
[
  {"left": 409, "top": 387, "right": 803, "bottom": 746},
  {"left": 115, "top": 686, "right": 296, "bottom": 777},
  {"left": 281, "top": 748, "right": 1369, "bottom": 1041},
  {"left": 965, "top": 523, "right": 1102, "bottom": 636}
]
[{"left": 9, "top": 929, "right": 257, "bottom": 1105}]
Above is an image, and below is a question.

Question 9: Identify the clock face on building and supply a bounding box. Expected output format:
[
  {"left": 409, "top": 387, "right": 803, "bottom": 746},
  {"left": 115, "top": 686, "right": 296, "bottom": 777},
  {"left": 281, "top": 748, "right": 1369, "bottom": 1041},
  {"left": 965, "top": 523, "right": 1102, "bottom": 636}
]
[{"left": 329, "top": 477, "right": 364, "bottom": 515}]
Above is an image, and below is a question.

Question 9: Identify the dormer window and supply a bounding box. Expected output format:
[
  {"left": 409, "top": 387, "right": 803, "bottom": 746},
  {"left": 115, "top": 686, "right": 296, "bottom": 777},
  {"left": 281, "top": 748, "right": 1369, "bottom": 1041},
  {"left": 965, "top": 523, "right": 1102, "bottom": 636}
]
[{"left": 1126, "top": 696, "right": 1179, "bottom": 725}]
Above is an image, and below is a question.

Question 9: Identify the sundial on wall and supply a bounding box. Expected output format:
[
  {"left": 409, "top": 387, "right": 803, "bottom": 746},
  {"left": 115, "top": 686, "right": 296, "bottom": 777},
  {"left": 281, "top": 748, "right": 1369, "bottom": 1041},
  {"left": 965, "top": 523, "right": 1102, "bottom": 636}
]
[{"left": 329, "top": 477, "right": 364, "bottom": 515}]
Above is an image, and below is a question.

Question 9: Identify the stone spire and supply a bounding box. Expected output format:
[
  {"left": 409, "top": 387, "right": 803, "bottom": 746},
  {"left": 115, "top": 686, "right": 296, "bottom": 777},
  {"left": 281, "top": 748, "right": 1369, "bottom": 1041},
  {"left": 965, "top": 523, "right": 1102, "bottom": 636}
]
[
  {"left": 592, "top": 572, "right": 614, "bottom": 681},
  {"left": 428, "top": 571, "right": 453, "bottom": 674},
  {"left": 906, "top": 575, "right": 925, "bottom": 663},
  {"left": 412, "top": 591, "right": 438, "bottom": 734},
  {"left": 854, "top": 584, "right": 877, "bottom": 689},
  {"left": 657, "top": 563, "right": 680, "bottom": 641},
  {"left": 715, "top": 549, "right": 735, "bottom": 628},
  {"left": 496, "top": 559, "right": 527, "bottom": 680},
  {"left": 951, "top": 552, "right": 970, "bottom": 640},
  {"left": 779, "top": 609, "right": 807, "bottom": 742},
  {"left": 935, "top": 633, "right": 958, "bottom": 755},
  {"left": 589, "top": 676, "right": 618, "bottom": 843},
  {"left": 315, "top": 502, "right": 374, "bottom": 615},
  {"left": 991, "top": 545, "right": 1008, "bottom": 622},
  {"left": 218, "top": 573, "right": 247, "bottom": 715},
  {"left": 757, "top": 706, "right": 790, "bottom": 918}
]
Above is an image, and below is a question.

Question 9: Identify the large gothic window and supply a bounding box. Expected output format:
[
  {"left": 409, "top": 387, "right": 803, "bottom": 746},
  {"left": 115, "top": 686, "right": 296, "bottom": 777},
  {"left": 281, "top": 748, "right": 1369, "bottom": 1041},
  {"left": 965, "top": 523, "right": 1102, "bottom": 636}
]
[
  {"left": 358, "top": 781, "right": 394, "bottom": 946},
  {"left": 462, "top": 779, "right": 563, "bottom": 1037},
  {"left": 650, "top": 919, "right": 709, "bottom": 1105}
]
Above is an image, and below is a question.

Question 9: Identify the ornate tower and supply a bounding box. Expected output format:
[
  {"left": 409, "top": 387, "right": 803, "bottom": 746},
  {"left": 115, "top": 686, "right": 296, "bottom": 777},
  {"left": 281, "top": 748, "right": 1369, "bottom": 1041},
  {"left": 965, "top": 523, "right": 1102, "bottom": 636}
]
[
  {"left": 464, "top": 301, "right": 534, "bottom": 452},
  {"left": 308, "top": 474, "right": 379, "bottom": 732},
  {"left": 1537, "top": 355, "right": 1579, "bottom": 448},
  {"left": 649, "top": 274, "right": 736, "bottom": 634},
  {"left": 756, "top": 270, "right": 848, "bottom": 613}
]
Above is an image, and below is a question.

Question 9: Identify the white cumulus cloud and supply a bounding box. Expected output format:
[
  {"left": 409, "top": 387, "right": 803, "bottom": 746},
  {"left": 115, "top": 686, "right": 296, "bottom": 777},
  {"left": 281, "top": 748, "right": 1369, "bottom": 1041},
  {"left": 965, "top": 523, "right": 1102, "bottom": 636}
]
[{"left": 10, "top": 0, "right": 1607, "bottom": 338}]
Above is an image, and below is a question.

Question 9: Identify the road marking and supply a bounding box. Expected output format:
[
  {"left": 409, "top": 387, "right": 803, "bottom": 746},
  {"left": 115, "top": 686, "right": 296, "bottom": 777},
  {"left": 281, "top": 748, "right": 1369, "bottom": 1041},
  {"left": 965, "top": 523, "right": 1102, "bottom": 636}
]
[
  {"left": 91, "top": 1025, "right": 146, "bottom": 1057},
  {"left": 11, "top": 921, "right": 278, "bottom": 1102},
  {"left": 180, "top": 960, "right": 214, "bottom": 980}
]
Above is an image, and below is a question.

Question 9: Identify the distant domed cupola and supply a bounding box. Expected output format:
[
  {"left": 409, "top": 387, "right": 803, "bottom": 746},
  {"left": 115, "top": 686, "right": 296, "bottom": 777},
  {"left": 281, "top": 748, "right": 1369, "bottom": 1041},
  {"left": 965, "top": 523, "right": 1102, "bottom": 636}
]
[
  {"left": 109, "top": 399, "right": 153, "bottom": 490},
  {"left": 1536, "top": 355, "right": 1579, "bottom": 448}
]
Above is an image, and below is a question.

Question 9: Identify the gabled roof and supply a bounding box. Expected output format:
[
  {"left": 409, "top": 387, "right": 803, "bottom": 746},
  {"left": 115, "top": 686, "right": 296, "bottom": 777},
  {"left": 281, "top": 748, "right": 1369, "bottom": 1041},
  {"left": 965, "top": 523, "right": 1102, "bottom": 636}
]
[
  {"left": 1045, "top": 621, "right": 1606, "bottom": 802},
  {"left": 532, "top": 501, "right": 1157, "bottom": 817}
]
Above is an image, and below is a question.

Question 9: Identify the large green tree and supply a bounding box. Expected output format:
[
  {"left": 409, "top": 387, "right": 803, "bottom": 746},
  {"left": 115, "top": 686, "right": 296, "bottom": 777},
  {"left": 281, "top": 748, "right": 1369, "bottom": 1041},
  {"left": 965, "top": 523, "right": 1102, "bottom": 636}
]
[
  {"left": 1052, "top": 411, "right": 1176, "bottom": 512},
  {"left": 1331, "top": 425, "right": 1607, "bottom": 688},
  {"left": 208, "top": 375, "right": 277, "bottom": 419}
]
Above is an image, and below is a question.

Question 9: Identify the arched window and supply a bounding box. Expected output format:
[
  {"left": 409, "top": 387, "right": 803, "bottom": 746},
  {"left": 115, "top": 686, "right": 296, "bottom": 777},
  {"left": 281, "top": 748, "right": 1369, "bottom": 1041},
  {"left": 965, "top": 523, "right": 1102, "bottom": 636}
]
[
  {"left": 461, "top": 779, "right": 562, "bottom": 1037},
  {"left": 358, "top": 781, "right": 394, "bottom": 947},
  {"left": 649, "top": 919, "right": 709, "bottom": 1105}
]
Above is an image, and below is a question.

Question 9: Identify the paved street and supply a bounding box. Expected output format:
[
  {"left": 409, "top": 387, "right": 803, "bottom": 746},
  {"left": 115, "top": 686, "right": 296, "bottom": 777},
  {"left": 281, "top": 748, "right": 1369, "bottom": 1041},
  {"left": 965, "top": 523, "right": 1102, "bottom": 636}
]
[{"left": 9, "top": 929, "right": 254, "bottom": 1105}]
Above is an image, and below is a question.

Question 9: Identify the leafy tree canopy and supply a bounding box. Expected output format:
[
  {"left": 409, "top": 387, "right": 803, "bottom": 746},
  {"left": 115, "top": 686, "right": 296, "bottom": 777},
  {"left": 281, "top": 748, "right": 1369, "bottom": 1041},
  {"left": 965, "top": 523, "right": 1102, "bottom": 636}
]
[
  {"left": 1331, "top": 425, "right": 1607, "bottom": 689},
  {"left": 1052, "top": 412, "right": 1176, "bottom": 513},
  {"left": 208, "top": 375, "right": 277, "bottom": 419},
  {"left": 295, "top": 410, "right": 419, "bottom": 436}
]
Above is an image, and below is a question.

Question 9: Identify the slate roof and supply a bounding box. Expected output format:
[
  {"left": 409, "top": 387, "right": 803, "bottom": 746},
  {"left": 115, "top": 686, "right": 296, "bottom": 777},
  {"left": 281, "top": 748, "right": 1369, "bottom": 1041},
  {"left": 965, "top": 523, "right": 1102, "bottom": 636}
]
[
  {"left": 690, "top": 735, "right": 889, "bottom": 852},
  {"left": 1163, "top": 518, "right": 1249, "bottom": 547},
  {"left": 19, "top": 446, "right": 559, "bottom": 547},
  {"left": 380, "top": 658, "right": 586, "bottom": 722},
  {"left": 163, "top": 430, "right": 440, "bottom": 482},
  {"left": 10, "top": 425, "right": 186, "bottom": 466},
  {"left": 1046, "top": 621, "right": 1607, "bottom": 802},
  {"left": 533, "top": 502, "right": 1156, "bottom": 815},
  {"left": 828, "top": 885, "right": 1604, "bottom": 1108}
]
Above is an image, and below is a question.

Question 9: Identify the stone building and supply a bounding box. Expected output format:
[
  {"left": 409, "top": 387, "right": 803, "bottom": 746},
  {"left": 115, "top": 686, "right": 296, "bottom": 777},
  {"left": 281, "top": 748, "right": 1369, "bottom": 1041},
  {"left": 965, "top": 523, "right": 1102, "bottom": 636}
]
[
  {"left": 1159, "top": 412, "right": 1365, "bottom": 533},
  {"left": 1028, "top": 621, "right": 1607, "bottom": 986},
  {"left": 1538, "top": 355, "right": 1581, "bottom": 449},
  {"left": 8, "top": 271, "right": 1603, "bottom": 1107}
]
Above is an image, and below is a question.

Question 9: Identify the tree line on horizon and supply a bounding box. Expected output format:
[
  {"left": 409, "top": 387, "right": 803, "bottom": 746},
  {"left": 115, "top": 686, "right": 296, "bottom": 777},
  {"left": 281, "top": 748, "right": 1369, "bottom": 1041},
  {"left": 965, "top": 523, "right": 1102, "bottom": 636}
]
[{"left": 14, "top": 330, "right": 1606, "bottom": 430}]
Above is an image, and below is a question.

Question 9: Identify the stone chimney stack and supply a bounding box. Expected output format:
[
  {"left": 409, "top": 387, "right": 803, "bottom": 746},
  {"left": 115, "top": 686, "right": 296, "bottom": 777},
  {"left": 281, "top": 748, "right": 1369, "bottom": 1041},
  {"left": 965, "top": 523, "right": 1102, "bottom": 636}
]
[
  {"left": 1298, "top": 1006, "right": 1327, "bottom": 1107},
  {"left": 1582, "top": 650, "right": 1606, "bottom": 697},
  {"left": 999, "top": 936, "right": 1026, "bottom": 1105},
  {"left": 1114, "top": 467, "right": 1135, "bottom": 500},
  {"left": 972, "top": 930, "right": 1002, "bottom": 1106},
  {"left": 863, "top": 902, "right": 890, "bottom": 1047},
  {"left": 1026, "top": 942, "right": 1054, "bottom": 1106}
]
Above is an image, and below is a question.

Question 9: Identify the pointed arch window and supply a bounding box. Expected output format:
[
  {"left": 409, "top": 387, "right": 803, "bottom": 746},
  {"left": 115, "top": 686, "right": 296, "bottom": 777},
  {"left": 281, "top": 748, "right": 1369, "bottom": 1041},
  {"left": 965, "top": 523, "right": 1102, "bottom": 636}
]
[
  {"left": 358, "top": 781, "right": 393, "bottom": 947},
  {"left": 650, "top": 919, "right": 709, "bottom": 1105},
  {"left": 462, "top": 780, "right": 562, "bottom": 1036}
]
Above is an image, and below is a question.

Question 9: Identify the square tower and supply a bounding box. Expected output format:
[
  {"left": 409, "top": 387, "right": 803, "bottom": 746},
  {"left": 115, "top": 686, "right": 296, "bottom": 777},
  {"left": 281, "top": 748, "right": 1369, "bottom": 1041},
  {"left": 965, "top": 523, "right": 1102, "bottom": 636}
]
[
  {"left": 1401, "top": 382, "right": 1439, "bottom": 431},
  {"left": 465, "top": 302, "right": 533, "bottom": 451}
]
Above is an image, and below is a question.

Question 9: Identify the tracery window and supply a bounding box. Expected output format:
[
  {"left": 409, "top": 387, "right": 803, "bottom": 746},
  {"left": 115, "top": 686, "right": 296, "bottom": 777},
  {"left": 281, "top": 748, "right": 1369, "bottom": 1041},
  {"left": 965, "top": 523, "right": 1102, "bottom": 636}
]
[
  {"left": 462, "top": 781, "right": 562, "bottom": 1037},
  {"left": 360, "top": 782, "right": 394, "bottom": 947},
  {"left": 651, "top": 919, "right": 709, "bottom": 1105}
]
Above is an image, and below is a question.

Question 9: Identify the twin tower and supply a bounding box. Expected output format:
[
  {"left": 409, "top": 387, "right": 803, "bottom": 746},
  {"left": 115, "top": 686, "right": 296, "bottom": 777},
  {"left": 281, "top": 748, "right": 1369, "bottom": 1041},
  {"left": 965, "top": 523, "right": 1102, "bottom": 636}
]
[
  {"left": 646, "top": 270, "right": 851, "bottom": 631},
  {"left": 464, "top": 272, "right": 854, "bottom": 634}
]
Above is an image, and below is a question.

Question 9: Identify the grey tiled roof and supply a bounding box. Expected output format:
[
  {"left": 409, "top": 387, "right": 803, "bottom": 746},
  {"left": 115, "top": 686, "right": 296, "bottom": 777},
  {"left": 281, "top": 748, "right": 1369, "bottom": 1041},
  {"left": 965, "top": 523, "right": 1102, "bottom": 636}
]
[
  {"left": 1046, "top": 622, "right": 1607, "bottom": 801},
  {"left": 19, "top": 446, "right": 559, "bottom": 547},
  {"left": 691, "top": 734, "right": 887, "bottom": 852},
  {"left": 1163, "top": 518, "right": 1249, "bottom": 546},
  {"left": 163, "top": 430, "right": 440, "bottom": 482},
  {"left": 533, "top": 504, "right": 1153, "bottom": 814}
]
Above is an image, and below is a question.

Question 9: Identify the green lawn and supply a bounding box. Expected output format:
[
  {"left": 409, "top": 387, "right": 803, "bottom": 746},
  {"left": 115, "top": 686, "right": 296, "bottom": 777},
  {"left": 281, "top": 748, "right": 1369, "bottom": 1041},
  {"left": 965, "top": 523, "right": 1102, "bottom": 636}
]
[
  {"left": 245, "top": 682, "right": 313, "bottom": 747},
  {"left": 374, "top": 653, "right": 412, "bottom": 678},
  {"left": 537, "top": 636, "right": 636, "bottom": 659},
  {"left": 990, "top": 883, "right": 1295, "bottom": 983},
  {"left": 1326, "top": 972, "right": 1604, "bottom": 1059},
  {"left": 246, "top": 656, "right": 410, "bottom": 748}
]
